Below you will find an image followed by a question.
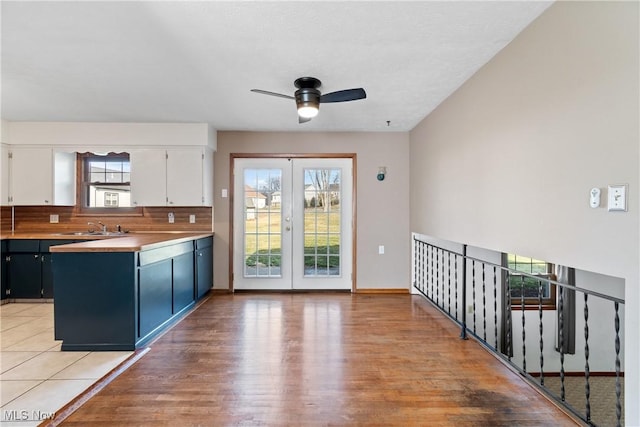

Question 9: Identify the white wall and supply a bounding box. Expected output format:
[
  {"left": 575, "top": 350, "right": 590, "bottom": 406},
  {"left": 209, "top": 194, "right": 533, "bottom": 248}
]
[
  {"left": 409, "top": 2, "right": 639, "bottom": 422},
  {"left": 214, "top": 131, "right": 411, "bottom": 291}
]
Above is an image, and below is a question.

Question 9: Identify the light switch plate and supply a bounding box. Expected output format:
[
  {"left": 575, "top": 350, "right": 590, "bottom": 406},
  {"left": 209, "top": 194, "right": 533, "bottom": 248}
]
[
  {"left": 189, "top": 214, "right": 196, "bottom": 224},
  {"left": 607, "top": 184, "right": 628, "bottom": 212}
]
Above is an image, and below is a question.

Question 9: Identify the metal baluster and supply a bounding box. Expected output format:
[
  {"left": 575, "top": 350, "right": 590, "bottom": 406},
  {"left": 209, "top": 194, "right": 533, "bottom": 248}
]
[
  {"left": 584, "top": 294, "right": 591, "bottom": 423},
  {"left": 420, "top": 243, "right": 427, "bottom": 293},
  {"left": 472, "top": 260, "right": 477, "bottom": 334},
  {"left": 420, "top": 242, "right": 425, "bottom": 292},
  {"left": 430, "top": 245, "right": 434, "bottom": 299},
  {"left": 460, "top": 245, "right": 468, "bottom": 340},
  {"left": 493, "top": 266, "right": 498, "bottom": 351},
  {"left": 538, "top": 279, "right": 544, "bottom": 386},
  {"left": 482, "top": 263, "right": 487, "bottom": 341},
  {"left": 614, "top": 301, "right": 621, "bottom": 427},
  {"left": 559, "top": 287, "right": 566, "bottom": 402},
  {"left": 521, "top": 275, "right": 526, "bottom": 373},
  {"left": 454, "top": 254, "right": 459, "bottom": 321},
  {"left": 447, "top": 252, "right": 451, "bottom": 315},
  {"left": 441, "top": 249, "right": 445, "bottom": 311},
  {"left": 506, "top": 271, "right": 512, "bottom": 361},
  {"left": 436, "top": 248, "right": 440, "bottom": 306},
  {"left": 413, "top": 241, "right": 420, "bottom": 288}
]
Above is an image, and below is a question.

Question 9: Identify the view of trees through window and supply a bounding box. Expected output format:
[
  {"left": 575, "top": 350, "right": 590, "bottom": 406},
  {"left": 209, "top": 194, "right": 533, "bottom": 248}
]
[{"left": 507, "top": 254, "right": 555, "bottom": 308}]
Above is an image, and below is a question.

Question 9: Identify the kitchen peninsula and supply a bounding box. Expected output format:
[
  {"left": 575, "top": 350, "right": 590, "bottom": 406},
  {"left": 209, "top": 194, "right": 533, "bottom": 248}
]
[{"left": 49, "top": 232, "right": 213, "bottom": 351}]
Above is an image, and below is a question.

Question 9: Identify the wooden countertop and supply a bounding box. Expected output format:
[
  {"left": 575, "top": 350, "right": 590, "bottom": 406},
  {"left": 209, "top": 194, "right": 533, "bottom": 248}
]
[{"left": 1, "top": 232, "right": 213, "bottom": 253}]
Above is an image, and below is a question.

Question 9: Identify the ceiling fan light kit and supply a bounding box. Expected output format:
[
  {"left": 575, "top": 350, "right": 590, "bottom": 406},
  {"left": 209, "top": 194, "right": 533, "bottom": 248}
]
[{"left": 251, "top": 76, "right": 366, "bottom": 124}]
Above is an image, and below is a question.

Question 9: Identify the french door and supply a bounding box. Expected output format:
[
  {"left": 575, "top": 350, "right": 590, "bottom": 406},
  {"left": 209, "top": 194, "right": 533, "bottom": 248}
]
[{"left": 233, "top": 157, "right": 353, "bottom": 291}]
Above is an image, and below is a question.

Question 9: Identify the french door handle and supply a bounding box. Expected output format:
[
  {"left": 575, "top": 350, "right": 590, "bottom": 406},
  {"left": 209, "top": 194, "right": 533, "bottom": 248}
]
[
  {"left": 285, "top": 216, "right": 291, "bottom": 222},
  {"left": 286, "top": 226, "right": 291, "bottom": 231}
]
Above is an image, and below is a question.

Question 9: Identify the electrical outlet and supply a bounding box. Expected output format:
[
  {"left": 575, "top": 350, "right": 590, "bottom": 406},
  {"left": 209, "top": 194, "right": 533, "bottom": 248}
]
[
  {"left": 189, "top": 214, "right": 196, "bottom": 224},
  {"left": 168, "top": 212, "right": 175, "bottom": 224},
  {"left": 49, "top": 214, "right": 59, "bottom": 224},
  {"left": 378, "top": 245, "right": 385, "bottom": 255}
]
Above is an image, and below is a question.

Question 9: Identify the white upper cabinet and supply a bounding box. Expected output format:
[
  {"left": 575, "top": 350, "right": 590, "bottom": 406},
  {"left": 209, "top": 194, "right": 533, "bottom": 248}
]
[
  {"left": 130, "top": 148, "right": 213, "bottom": 207},
  {"left": 8, "top": 147, "right": 76, "bottom": 206},
  {"left": 166, "top": 148, "right": 213, "bottom": 206},
  {"left": 129, "top": 149, "right": 167, "bottom": 207},
  {"left": 1, "top": 144, "right": 9, "bottom": 205}
]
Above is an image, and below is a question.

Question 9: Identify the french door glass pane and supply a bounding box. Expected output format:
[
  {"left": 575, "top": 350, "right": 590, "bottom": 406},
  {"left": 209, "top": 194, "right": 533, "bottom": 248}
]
[
  {"left": 244, "top": 168, "right": 282, "bottom": 277},
  {"left": 303, "top": 168, "right": 341, "bottom": 276}
]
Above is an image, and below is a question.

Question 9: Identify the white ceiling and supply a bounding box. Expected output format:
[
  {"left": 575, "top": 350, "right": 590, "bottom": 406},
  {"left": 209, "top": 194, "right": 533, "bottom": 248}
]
[{"left": 1, "top": 1, "right": 552, "bottom": 132}]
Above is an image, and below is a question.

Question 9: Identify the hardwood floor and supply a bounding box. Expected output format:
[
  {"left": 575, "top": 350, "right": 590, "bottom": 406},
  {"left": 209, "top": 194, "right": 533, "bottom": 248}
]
[{"left": 57, "top": 294, "right": 577, "bottom": 426}]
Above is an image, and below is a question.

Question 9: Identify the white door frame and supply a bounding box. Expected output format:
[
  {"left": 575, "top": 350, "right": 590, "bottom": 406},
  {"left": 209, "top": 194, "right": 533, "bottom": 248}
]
[{"left": 230, "top": 153, "right": 357, "bottom": 292}]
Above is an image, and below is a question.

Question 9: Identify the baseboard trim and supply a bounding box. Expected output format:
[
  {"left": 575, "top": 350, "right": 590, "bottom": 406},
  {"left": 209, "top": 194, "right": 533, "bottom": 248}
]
[{"left": 354, "top": 288, "right": 409, "bottom": 294}]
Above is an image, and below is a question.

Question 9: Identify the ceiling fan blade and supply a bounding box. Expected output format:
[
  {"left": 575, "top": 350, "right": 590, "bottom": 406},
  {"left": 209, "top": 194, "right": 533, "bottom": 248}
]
[
  {"left": 250, "top": 89, "right": 295, "bottom": 100},
  {"left": 298, "top": 115, "right": 312, "bottom": 124},
  {"left": 320, "top": 88, "right": 366, "bottom": 103}
]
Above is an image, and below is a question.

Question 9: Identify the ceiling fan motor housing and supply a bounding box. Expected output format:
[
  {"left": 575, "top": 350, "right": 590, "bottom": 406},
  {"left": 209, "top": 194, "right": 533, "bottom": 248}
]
[
  {"left": 295, "top": 87, "right": 321, "bottom": 110},
  {"left": 295, "top": 77, "right": 322, "bottom": 113}
]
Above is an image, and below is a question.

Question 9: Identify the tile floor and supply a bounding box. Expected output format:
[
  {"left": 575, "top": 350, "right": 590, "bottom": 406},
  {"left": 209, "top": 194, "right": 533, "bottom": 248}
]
[{"left": 0, "top": 303, "right": 133, "bottom": 426}]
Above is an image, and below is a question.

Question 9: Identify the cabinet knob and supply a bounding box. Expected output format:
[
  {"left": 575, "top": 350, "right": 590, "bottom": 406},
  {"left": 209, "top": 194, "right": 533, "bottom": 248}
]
[
  {"left": 44, "top": 200, "right": 49, "bottom": 204},
  {"left": 34, "top": 254, "right": 39, "bottom": 259}
]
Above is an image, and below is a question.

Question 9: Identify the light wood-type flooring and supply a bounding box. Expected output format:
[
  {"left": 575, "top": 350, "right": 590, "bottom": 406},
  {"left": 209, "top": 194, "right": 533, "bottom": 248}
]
[{"left": 58, "top": 293, "right": 578, "bottom": 426}]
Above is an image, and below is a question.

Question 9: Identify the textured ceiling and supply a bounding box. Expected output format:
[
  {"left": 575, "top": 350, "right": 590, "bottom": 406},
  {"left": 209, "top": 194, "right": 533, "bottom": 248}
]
[{"left": 1, "top": 1, "right": 552, "bottom": 132}]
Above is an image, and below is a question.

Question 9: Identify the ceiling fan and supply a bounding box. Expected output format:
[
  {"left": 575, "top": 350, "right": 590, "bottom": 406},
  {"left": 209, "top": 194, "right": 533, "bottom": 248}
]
[{"left": 251, "top": 77, "right": 366, "bottom": 123}]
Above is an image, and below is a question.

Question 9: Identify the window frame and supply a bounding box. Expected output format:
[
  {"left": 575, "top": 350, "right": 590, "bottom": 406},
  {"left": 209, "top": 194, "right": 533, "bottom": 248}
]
[
  {"left": 506, "top": 254, "right": 556, "bottom": 311},
  {"left": 76, "top": 152, "right": 142, "bottom": 215}
]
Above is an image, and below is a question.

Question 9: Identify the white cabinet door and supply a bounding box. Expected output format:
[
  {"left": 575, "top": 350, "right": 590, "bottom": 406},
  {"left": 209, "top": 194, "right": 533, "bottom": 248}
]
[
  {"left": 1, "top": 144, "right": 9, "bottom": 205},
  {"left": 9, "top": 147, "right": 53, "bottom": 205},
  {"left": 166, "top": 149, "right": 204, "bottom": 206},
  {"left": 53, "top": 151, "right": 76, "bottom": 206},
  {"left": 202, "top": 148, "right": 213, "bottom": 206},
  {"left": 130, "top": 149, "right": 166, "bottom": 206}
]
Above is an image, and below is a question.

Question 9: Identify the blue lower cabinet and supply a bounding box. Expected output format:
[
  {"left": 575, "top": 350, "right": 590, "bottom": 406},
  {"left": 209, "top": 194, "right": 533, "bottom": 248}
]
[
  {"left": 6, "top": 239, "right": 81, "bottom": 300},
  {"left": 195, "top": 237, "right": 213, "bottom": 299},
  {"left": 1, "top": 240, "right": 7, "bottom": 300},
  {"left": 53, "top": 252, "right": 136, "bottom": 350},
  {"left": 8, "top": 253, "right": 42, "bottom": 299},
  {"left": 173, "top": 252, "right": 195, "bottom": 313},
  {"left": 41, "top": 253, "right": 55, "bottom": 299},
  {"left": 52, "top": 238, "right": 202, "bottom": 351},
  {"left": 138, "top": 259, "right": 173, "bottom": 339}
]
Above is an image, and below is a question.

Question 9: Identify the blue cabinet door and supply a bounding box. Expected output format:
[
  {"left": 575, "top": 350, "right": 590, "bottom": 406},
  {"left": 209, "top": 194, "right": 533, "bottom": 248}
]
[
  {"left": 8, "top": 253, "right": 42, "bottom": 298},
  {"left": 138, "top": 259, "right": 173, "bottom": 339},
  {"left": 1, "top": 240, "right": 7, "bottom": 300},
  {"left": 173, "top": 252, "right": 195, "bottom": 313},
  {"left": 196, "top": 246, "right": 213, "bottom": 299}
]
